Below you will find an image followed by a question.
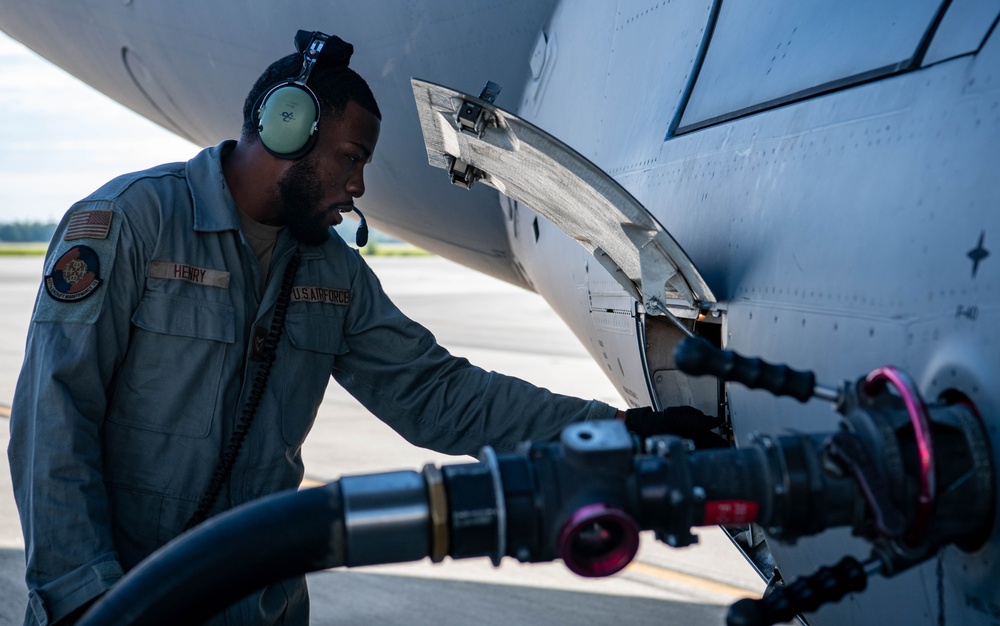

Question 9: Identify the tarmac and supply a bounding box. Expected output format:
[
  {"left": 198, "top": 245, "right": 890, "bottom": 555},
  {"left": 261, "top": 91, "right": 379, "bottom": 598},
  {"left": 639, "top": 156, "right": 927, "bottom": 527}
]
[{"left": 0, "top": 254, "right": 764, "bottom": 625}]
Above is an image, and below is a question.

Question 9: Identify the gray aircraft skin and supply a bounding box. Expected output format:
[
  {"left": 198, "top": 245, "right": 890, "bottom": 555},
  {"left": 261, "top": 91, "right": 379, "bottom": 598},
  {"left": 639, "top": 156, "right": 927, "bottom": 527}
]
[{"left": 2, "top": 1, "right": 1000, "bottom": 625}]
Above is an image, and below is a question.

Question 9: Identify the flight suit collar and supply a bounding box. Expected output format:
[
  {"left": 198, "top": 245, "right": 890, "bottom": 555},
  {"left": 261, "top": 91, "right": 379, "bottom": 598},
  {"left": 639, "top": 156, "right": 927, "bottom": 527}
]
[
  {"left": 184, "top": 140, "right": 326, "bottom": 261},
  {"left": 187, "top": 140, "right": 243, "bottom": 233}
]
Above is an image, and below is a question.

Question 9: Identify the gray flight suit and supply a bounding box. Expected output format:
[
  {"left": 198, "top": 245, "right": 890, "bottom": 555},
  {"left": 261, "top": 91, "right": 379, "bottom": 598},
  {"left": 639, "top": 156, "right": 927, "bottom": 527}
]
[{"left": 8, "top": 141, "right": 615, "bottom": 625}]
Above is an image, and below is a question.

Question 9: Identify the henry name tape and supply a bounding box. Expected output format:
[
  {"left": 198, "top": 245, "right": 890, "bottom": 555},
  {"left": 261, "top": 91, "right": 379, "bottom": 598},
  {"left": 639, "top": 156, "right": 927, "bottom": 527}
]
[{"left": 149, "top": 261, "right": 231, "bottom": 288}]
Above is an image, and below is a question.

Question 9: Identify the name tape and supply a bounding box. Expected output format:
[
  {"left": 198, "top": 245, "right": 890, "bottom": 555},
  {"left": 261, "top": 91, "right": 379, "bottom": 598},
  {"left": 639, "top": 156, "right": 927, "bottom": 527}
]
[{"left": 149, "top": 261, "right": 231, "bottom": 288}]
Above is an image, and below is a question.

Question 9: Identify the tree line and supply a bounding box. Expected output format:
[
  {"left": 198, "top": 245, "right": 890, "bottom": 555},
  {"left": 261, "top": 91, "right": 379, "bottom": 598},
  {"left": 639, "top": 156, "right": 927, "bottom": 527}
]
[
  {"left": 0, "top": 222, "right": 57, "bottom": 243},
  {"left": 0, "top": 220, "right": 416, "bottom": 252}
]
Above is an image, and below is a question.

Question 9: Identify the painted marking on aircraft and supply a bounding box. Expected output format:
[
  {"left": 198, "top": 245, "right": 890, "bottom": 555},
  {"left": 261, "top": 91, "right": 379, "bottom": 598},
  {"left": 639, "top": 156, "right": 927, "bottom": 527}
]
[
  {"left": 968, "top": 231, "right": 989, "bottom": 278},
  {"left": 625, "top": 560, "right": 761, "bottom": 601},
  {"left": 957, "top": 305, "right": 980, "bottom": 321}
]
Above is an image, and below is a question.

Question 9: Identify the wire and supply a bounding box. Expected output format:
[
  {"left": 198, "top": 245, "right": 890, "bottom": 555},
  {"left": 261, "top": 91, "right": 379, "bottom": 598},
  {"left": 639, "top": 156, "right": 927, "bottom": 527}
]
[{"left": 185, "top": 248, "right": 302, "bottom": 530}]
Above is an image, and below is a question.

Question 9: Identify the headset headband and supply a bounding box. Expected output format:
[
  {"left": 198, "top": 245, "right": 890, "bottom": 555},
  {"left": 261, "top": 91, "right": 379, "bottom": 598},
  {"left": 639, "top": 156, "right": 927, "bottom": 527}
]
[
  {"left": 292, "top": 32, "right": 326, "bottom": 88},
  {"left": 293, "top": 30, "right": 354, "bottom": 78}
]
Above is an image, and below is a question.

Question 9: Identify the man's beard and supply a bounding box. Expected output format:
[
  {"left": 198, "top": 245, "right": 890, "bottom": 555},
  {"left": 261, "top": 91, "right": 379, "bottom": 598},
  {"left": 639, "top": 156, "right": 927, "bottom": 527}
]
[{"left": 278, "top": 157, "right": 331, "bottom": 246}]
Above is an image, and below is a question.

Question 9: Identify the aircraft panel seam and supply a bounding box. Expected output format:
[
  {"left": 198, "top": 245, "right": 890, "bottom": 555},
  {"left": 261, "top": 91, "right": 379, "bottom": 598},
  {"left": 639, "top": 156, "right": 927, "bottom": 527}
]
[
  {"left": 665, "top": 0, "right": 722, "bottom": 140},
  {"left": 675, "top": 62, "right": 911, "bottom": 135}
]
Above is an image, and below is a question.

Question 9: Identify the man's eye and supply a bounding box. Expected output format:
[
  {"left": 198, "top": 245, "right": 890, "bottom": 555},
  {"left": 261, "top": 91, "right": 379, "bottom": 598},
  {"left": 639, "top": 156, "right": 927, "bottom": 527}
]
[{"left": 347, "top": 154, "right": 361, "bottom": 163}]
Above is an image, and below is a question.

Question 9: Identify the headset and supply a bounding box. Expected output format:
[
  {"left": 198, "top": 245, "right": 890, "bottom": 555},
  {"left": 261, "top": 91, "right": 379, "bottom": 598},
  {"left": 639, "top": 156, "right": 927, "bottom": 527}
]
[
  {"left": 253, "top": 31, "right": 369, "bottom": 247},
  {"left": 254, "top": 31, "right": 352, "bottom": 160}
]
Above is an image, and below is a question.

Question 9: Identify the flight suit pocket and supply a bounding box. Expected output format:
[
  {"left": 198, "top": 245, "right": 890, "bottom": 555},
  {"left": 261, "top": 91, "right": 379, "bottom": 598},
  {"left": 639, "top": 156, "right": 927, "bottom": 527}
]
[
  {"left": 280, "top": 312, "right": 349, "bottom": 446},
  {"left": 107, "top": 292, "right": 235, "bottom": 438}
]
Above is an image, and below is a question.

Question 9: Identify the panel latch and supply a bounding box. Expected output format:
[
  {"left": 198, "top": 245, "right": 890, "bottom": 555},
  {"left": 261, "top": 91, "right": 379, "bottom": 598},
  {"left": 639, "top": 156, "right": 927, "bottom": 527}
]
[{"left": 449, "top": 81, "right": 502, "bottom": 188}]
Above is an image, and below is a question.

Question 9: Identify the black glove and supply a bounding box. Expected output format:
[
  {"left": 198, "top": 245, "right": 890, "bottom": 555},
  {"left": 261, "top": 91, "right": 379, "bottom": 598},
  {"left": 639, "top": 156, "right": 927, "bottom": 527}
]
[{"left": 623, "top": 406, "right": 728, "bottom": 449}]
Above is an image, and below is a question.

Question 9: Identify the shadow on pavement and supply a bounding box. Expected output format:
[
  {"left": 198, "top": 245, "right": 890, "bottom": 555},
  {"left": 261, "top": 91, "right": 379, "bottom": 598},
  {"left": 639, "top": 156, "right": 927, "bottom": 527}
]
[
  {"left": 307, "top": 569, "right": 727, "bottom": 626},
  {"left": 0, "top": 546, "right": 729, "bottom": 626}
]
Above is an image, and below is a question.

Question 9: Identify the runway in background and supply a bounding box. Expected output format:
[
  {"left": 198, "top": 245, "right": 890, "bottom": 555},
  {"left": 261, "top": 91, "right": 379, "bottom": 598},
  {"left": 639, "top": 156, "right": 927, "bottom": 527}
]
[{"left": 0, "top": 255, "right": 763, "bottom": 625}]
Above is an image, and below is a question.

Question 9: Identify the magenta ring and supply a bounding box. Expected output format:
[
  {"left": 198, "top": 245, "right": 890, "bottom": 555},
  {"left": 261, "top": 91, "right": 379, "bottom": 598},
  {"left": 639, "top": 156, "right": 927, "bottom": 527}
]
[
  {"left": 864, "top": 367, "right": 936, "bottom": 544},
  {"left": 557, "top": 504, "right": 640, "bottom": 578}
]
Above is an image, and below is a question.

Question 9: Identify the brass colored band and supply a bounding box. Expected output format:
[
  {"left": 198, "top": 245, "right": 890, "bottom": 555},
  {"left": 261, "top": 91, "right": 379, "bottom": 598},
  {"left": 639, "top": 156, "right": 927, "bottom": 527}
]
[{"left": 422, "top": 464, "right": 449, "bottom": 563}]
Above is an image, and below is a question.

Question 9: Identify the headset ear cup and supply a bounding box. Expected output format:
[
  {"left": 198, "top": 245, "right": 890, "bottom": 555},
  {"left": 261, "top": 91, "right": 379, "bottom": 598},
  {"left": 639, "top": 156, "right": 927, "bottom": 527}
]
[{"left": 256, "top": 83, "right": 320, "bottom": 158}]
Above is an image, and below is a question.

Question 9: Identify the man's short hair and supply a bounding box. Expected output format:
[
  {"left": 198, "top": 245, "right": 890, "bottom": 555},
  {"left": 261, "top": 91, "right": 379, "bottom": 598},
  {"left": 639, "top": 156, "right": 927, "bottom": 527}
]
[{"left": 241, "top": 52, "right": 382, "bottom": 142}]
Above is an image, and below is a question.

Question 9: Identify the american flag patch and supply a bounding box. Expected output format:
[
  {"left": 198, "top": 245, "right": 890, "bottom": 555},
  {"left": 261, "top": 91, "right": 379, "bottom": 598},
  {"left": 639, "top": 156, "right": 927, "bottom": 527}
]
[{"left": 65, "top": 210, "right": 113, "bottom": 241}]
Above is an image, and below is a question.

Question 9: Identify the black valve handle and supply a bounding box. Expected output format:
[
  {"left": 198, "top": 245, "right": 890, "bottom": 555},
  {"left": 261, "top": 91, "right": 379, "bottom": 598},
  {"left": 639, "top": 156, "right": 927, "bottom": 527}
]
[
  {"left": 674, "top": 337, "right": 815, "bottom": 403},
  {"left": 726, "top": 556, "right": 869, "bottom": 626}
]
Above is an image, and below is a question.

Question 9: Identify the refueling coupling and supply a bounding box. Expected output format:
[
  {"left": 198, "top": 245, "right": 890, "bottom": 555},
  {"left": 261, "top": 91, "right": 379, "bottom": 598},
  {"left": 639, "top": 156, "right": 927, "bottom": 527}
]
[
  {"left": 340, "top": 420, "right": 655, "bottom": 576},
  {"left": 345, "top": 339, "right": 998, "bottom": 624},
  {"left": 674, "top": 337, "right": 996, "bottom": 625},
  {"left": 80, "top": 340, "right": 996, "bottom": 626},
  {"left": 349, "top": 390, "right": 993, "bottom": 581}
]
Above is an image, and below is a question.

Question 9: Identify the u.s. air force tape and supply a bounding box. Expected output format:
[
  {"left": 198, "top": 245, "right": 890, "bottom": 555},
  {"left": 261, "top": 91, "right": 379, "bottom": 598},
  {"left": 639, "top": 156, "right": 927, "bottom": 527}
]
[
  {"left": 45, "top": 245, "right": 103, "bottom": 302},
  {"left": 291, "top": 285, "right": 351, "bottom": 305}
]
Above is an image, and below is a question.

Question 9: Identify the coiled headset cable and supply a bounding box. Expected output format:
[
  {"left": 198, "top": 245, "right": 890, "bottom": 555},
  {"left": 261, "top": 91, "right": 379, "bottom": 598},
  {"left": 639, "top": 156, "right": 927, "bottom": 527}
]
[{"left": 185, "top": 248, "right": 302, "bottom": 531}]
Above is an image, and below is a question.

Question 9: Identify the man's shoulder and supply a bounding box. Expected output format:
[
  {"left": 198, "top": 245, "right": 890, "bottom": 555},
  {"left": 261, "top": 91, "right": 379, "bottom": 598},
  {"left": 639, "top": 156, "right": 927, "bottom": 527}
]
[
  {"left": 84, "top": 162, "right": 189, "bottom": 207},
  {"left": 67, "top": 160, "right": 202, "bottom": 236}
]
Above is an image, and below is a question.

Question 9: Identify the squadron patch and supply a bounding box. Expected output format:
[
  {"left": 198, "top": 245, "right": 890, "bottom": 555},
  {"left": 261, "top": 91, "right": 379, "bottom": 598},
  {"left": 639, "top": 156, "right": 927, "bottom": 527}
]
[
  {"left": 291, "top": 285, "right": 351, "bottom": 306},
  {"left": 45, "top": 245, "right": 103, "bottom": 302}
]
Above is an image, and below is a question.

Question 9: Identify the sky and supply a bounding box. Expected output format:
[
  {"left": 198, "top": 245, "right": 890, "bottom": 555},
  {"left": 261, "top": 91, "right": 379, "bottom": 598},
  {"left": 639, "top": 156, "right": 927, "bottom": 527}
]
[{"left": 0, "top": 31, "right": 199, "bottom": 224}]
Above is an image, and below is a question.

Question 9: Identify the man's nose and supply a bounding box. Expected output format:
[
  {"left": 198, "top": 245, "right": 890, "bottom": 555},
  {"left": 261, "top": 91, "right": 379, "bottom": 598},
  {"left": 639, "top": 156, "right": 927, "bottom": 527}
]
[{"left": 347, "top": 172, "right": 365, "bottom": 198}]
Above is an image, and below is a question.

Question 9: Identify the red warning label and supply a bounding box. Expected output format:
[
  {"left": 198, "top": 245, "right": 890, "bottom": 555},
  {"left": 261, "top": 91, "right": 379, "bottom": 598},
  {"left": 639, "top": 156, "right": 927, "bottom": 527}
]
[{"left": 704, "top": 500, "right": 759, "bottom": 525}]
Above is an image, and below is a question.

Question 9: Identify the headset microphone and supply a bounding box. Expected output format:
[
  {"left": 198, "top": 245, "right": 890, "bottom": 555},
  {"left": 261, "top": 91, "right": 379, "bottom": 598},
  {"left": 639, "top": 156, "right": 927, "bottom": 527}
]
[{"left": 352, "top": 207, "right": 369, "bottom": 247}]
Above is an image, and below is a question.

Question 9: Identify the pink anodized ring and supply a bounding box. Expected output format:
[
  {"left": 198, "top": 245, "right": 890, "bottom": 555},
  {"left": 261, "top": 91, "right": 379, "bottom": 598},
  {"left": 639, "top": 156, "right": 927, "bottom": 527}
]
[
  {"left": 557, "top": 503, "right": 640, "bottom": 578},
  {"left": 863, "top": 367, "right": 936, "bottom": 545}
]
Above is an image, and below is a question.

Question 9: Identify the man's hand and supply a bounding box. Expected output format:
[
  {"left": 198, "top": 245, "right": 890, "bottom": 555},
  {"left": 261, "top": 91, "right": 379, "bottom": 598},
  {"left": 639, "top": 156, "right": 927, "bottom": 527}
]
[{"left": 621, "top": 406, "right": 729, "bottom": 449}]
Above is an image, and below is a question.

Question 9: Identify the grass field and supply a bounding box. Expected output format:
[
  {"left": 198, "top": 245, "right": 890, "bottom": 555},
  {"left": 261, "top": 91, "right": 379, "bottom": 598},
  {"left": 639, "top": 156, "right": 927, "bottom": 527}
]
[{"left": 0, "top": 243, "right": 47, "bottom": 256}]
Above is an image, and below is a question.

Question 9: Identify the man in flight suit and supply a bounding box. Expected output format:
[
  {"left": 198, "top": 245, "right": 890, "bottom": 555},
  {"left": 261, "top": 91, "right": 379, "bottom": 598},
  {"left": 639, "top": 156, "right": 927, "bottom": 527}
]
[{"left": 8, "top": 32, "right": 723, "bottom": 625}]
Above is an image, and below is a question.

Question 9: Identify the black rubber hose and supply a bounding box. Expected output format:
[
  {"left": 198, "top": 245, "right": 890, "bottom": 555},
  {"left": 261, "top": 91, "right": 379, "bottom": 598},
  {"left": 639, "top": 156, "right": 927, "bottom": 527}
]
[{"left": 78, "top": 483, "right": 346, "bottom": 626}]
